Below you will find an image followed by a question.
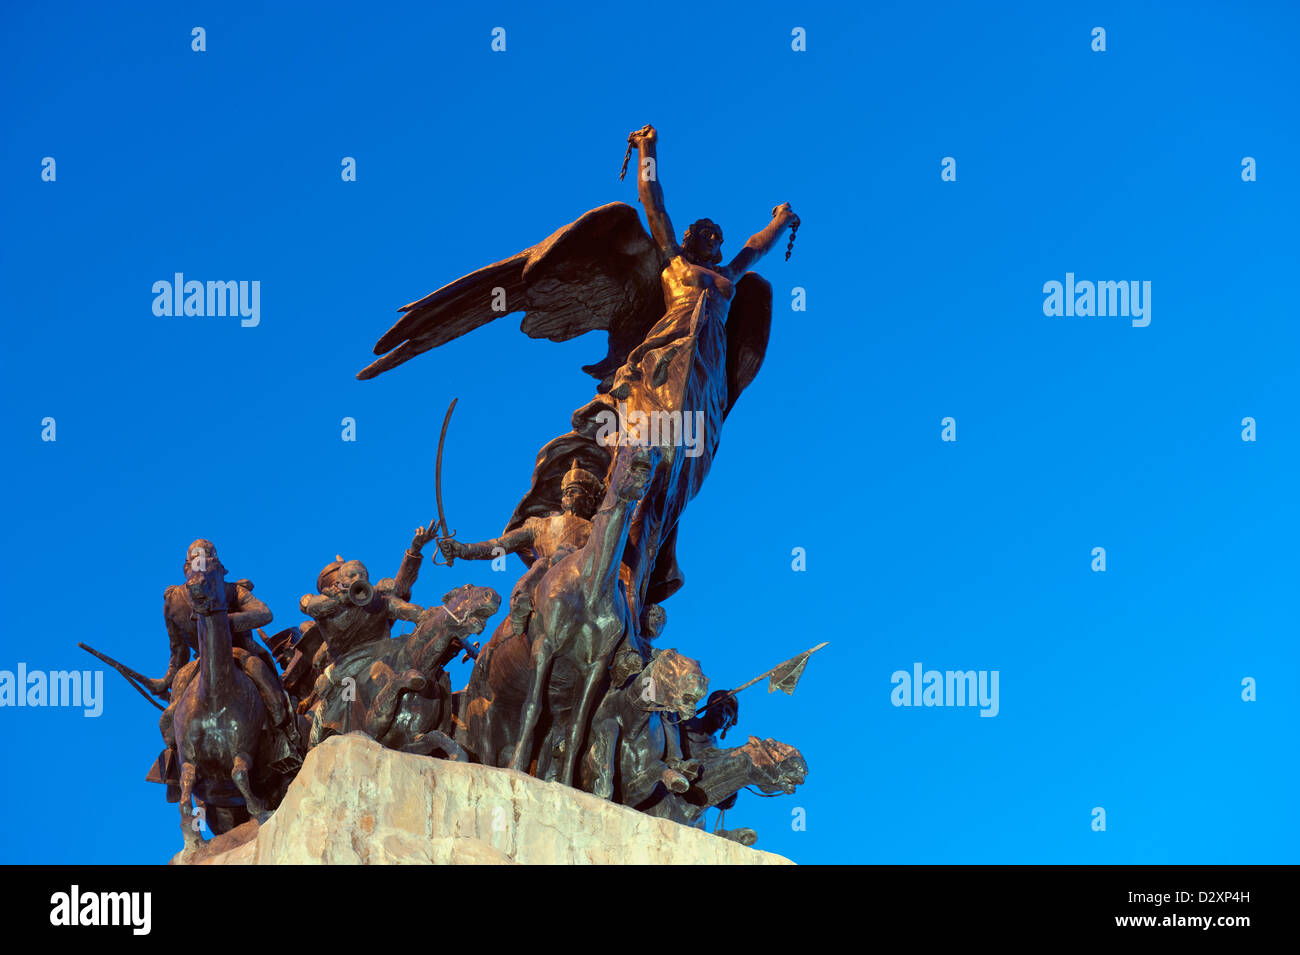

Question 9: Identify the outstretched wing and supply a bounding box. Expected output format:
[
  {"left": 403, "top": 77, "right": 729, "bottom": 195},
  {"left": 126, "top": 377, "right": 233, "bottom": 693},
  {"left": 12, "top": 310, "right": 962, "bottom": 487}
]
[
  {"left": 358, "top": 203, "right": 666, "bottom": 382},
  {"left": 724, "top": 272, "right": 773, "bottom": 417}
]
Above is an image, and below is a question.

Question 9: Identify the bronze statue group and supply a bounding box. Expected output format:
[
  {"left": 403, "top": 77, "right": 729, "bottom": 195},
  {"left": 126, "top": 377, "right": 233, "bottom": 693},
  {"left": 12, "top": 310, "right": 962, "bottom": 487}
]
[{"left": 114, "top": 126, "right": 811, "bottom": 857}]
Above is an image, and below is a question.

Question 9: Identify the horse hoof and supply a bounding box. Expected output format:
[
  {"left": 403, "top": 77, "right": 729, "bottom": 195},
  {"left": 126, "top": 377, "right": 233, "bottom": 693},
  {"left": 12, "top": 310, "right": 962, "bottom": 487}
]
[
  {"left": 177, "top": 842, "right": 203, "bottom": 864},
  {"left": 719, "top": 827, "right": 758, "bottom": 847}
]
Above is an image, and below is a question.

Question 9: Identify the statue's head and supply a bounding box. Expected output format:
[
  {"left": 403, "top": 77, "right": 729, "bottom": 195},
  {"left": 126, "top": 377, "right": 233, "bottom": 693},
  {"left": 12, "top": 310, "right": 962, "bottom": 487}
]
[
  {"left": 699, "top": 689, "right": 739, "bottom": 739},
  {"left": 182, "top": 538, "right": 223, "bottom": 577},
  {"left": 316, "top": 556, "right": 369, "bottom": 594},
  {"left": 682, "top": 218, "right": 723, "bottom": 267},
  {"left": 643, "top": 603, "right": 668, "bottom": 642},
  {"left": 560, "top": 460, "right": 603, "bottom": 519},
  {"left": 335, "top": 560, "right": 370, "bottom": 594}
]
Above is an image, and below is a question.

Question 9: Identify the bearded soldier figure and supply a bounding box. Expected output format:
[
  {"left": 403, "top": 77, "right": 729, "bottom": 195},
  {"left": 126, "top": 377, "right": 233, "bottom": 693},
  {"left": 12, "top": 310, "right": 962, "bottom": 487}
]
[
  {"left": 439, "top": 460, "right": 605, "bottom": 635},
  {"left": 151, "top": 539, "right": 302, "bottom": 775}
]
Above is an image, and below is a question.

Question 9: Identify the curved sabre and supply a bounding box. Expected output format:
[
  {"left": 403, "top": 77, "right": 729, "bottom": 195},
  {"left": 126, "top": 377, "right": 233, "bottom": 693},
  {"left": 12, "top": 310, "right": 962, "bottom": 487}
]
[{"left": 434, "top": 397, "right": 458, "bottom": 566}]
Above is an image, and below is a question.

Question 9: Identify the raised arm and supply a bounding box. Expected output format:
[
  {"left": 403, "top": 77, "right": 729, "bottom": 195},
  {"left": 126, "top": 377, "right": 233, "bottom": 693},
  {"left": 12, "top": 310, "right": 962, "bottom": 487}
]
[
  {"left": 438, "top": 523, "right": 535, "bottom": 562},
  {"left": 300, "top": 590, "right": 344, "bottom": 620},
  {"left": 628, "top": 125, "right": 679, "bottom": 258},
  {"left": 390, "top": 521, "right": 436, "bottom": 602},
  {"left": 719, "top": 203, "right": 799, "bottom": 280}
]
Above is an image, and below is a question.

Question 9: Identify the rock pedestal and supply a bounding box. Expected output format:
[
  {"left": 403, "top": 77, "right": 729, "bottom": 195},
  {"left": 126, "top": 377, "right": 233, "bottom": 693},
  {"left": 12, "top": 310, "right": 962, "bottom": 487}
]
[{"left": 171, "top": 733, "right": 793, "bottom": 865}]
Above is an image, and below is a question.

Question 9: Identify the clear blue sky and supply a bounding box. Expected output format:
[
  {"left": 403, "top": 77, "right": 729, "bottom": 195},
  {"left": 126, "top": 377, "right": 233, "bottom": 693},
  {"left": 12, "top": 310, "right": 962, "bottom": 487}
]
[{"left": 1, "top": 1, "right": 1296, "bottom": 864}]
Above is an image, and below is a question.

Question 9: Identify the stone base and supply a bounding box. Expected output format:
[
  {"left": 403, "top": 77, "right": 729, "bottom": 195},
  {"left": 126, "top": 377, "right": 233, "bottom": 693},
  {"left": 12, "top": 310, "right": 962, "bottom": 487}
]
[{"left": 170, "top": 733, "right": 792, "bottom": 865}]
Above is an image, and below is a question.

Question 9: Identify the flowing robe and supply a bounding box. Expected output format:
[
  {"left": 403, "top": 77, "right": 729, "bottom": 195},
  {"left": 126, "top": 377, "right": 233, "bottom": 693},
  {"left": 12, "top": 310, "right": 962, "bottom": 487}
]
[{"left": 510, "top": 254, "right": 735, "bottom": 632}]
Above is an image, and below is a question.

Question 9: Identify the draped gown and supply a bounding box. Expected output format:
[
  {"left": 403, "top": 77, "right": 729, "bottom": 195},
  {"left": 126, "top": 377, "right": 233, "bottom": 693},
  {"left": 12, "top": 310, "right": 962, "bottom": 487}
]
[{"left": 574, "top": 253, "right": 735, "bottom": 626}]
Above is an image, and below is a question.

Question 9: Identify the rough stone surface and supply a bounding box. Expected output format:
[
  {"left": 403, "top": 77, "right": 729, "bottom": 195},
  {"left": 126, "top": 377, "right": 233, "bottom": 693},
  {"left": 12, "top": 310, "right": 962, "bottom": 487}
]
[{"left": 171, "top": 733, "right": 793, "bottom": 865}]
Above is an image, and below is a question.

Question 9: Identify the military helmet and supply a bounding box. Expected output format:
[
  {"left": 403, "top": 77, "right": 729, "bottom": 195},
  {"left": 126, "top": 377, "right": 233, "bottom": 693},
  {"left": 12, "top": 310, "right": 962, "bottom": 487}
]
[{"left": 561, "top": 459, "right": 603, "bottom": 496}]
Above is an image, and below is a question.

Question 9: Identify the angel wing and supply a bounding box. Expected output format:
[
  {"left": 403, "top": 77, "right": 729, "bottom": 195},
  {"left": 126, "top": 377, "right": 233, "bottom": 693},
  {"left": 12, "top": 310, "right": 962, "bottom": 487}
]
[
  {"left": 358, "top": 203, "right": 666, "bottom": 386},
  {"left": 358, "top": 202, "right": 775, "bottom": 412},
  {"left": 724, "top": 271, "right": 772, "bottom": 418}
]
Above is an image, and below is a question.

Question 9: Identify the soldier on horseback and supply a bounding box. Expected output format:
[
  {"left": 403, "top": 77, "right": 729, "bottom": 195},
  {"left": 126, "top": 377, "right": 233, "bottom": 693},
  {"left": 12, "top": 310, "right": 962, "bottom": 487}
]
[
  {"left": 298, "top": 523, "right": 439, "bottom": 745},
  {"left": 151, "top": 539, "right": 302, "bottom": 775},
  {"left": 438, "top": 461, "right": 605, "bottom": 635}
]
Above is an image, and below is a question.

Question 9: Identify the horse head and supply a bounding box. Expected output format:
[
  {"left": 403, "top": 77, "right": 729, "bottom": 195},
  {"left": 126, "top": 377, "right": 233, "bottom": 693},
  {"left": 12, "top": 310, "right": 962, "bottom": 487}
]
[
  {"left": 640, "top": 648, "right": 709, "bottom": 721},
  {"left": 740, "top": 736, "right": 808, "bottom": 795},
  {"left": 610, "top": 445, "right": 661, "bottom": 504},
  {"left": 441, "top": 583, "right": 502, "bottom": 636}
]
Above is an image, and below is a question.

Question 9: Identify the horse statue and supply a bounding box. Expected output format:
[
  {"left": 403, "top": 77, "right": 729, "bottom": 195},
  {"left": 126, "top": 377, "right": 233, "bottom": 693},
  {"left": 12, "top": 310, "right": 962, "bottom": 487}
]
[
  {"left": 456, "top": 444, "right": 660, "bottom": 785},
  {"left": 320, "top": 583, "right": 500, "bottom": 761},
  {"left": 172, "top": 546, "right": 290, "bottom": 854},
  {"left": 643, "top": 735, "right": 808, "bottom": 843},
  {"left": 579, "top": 647, "right": 709, "bottom": 806}
]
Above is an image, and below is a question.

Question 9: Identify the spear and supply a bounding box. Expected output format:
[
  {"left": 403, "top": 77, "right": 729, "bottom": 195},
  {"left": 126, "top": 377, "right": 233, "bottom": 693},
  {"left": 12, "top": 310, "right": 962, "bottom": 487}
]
[{"left": 694, "top": 641, "right": 828, "bottom": 716}]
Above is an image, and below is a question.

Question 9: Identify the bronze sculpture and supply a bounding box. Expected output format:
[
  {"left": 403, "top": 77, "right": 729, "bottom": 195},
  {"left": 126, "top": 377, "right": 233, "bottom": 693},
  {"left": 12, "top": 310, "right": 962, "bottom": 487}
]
[
  {"left": 362, "top": 123, "right": 809, "bottom": 840},
  {"left": 359, "top": 123, "right": 798, "bottom": 626},
  {"left": 311, "top": 584, "right": 498, "bottom": 761},
  {"left": 151, "top": 541, "right": 302, "bottom": 777},
  {"left": 358, "top": 125, "right": 808, "bottom": 829},
  {"left": 644, "top": 734, "right": 808, "bottom": 844},
  {"left": 170, "top": 542, "right": 303, "bottom": 854},
  {"left": 99, "top": 124, "right": 814, "bottom": 852},
  {"left": 297, "top": 524, "right": 440, "bottom": 746},
  {"left": 580, "top": 647, "right": 710, "bottom": 805},
  {"left": 455, "top": 445, "right": 660, "bottom": 784},
  {"left": 440, "top": 460, "right": 605, "bottom": 636}
]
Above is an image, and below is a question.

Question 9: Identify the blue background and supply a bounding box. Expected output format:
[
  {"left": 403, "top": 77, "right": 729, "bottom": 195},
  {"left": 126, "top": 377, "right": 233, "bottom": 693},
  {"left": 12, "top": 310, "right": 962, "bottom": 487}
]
[{"left": 1, "top": 0, "right": 1295, "bottom": 864}]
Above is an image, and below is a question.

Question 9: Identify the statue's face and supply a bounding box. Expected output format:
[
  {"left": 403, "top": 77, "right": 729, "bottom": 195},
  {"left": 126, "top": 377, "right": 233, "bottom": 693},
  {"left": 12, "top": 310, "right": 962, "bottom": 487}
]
[
  {"left": 561, "top": 485, "right": 598, "bottom": 519},
  {"left": 186, "top": 542, "right": 216, "bottom": 574},
  {"left": 645, "top": 605, "right": 667, "bottom": 641},
  {"left": 336, "top": 560, "right": 369, "bottom": 589},
  {"left": 691, "top": 225, "right": 722, "bottom": 265}
]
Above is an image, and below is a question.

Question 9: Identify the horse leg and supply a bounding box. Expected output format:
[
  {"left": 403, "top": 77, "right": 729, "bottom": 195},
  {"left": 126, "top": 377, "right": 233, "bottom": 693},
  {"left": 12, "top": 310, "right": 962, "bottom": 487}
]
[
  {"left": 584, "top": 718, "right": 619, "bottom": 800},
  {"left": 178, "top": 761, "right": 201, "bottom": 853},
  {"left": 509, "top": 643, "right": 553, "bottom": 773},
  {"left": 403, "top": 730, "right": 468, "bottom": 762},
  {"left": 367, "top": 665, "right": 429, "bottom": 743},
  {"left": 231, "top": 753, "right": 268, "bottom": 821},
  {"left": 239, "top": 652, "right": 302, "bottom": 772},
  {"left": 559, "top": 662, "right": 605, "bottom": 787}
]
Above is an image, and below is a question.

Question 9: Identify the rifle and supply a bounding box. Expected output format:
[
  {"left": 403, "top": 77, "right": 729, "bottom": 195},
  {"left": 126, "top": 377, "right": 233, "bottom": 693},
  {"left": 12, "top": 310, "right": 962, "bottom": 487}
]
[{"left": 78, "top": 642, "right": 166, "bottom": 711}]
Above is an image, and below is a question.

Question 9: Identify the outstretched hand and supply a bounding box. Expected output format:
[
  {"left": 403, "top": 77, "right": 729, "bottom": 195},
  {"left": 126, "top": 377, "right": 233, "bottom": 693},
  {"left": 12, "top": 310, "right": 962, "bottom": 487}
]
[
  {"left": 410, "top": 519, "right": 438, "bottom": 552},
  {"left": 438, "top": 538, "right": 464, "bottom": 560},
  {"left": 772, "top": 202, "right": 800, "bottom": 228}
]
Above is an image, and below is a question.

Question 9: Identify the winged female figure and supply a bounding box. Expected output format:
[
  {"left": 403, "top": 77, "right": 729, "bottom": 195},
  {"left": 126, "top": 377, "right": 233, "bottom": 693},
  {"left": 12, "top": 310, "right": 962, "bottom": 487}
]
[{"left": 359, "top": 123, "right": 799, "bottom": 633}]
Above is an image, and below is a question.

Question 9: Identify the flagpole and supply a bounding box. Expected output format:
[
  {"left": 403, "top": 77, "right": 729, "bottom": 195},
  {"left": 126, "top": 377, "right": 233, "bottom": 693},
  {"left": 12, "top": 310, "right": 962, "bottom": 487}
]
[{"left": 694, "top": 642, "right": 828, "bottom": 716}]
